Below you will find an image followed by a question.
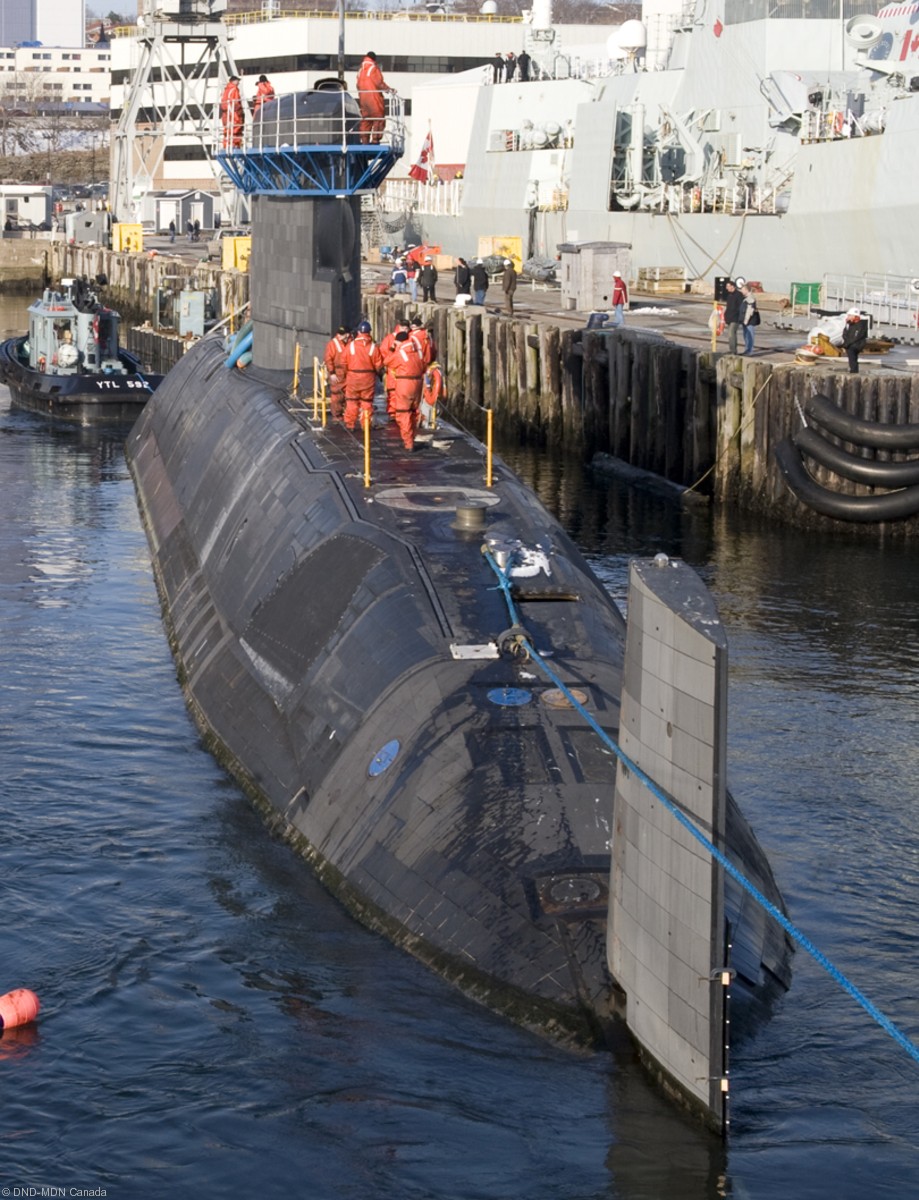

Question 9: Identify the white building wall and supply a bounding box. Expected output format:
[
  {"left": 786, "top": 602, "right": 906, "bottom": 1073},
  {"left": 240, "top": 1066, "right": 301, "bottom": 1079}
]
[
  {"left": 35, "top": 0, "right": 86, "bottom": 49},
  {"left": 0, "top": 45, "right": 111, "bottom": 105}
]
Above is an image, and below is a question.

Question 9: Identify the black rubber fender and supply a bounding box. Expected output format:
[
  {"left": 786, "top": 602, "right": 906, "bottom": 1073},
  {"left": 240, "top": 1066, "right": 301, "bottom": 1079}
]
[
  {"left": 793, "top": 425, "right": 919, "bottom": 487},
  {"left": 805, "top": 394, "right": 919, "bottom": 451},
  {"left": 774, "top": 439, "right": 919, "bottom": 522}
]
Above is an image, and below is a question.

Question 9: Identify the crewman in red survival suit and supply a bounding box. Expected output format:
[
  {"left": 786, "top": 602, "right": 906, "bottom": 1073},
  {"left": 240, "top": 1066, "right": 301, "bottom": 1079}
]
[
  {"left": 252, "top": 73, "right": 275, "bottom": 114},
  {"left": 220, "top": 75, "right": 244, "bottom": 149},
  {"left": 343, "top": 321, "right": 383, "bottom": 430},
  {"left": 380, "top": 320, "right": 408, "bottom": 416},
  {"left": 409, "top": 315, "right": 435, "bottom": 369},
  {"left": 323, "top": 326, "right": 351, "bottom": 421},
  {"left": 357, "top": 52, "right": 390, "bottom": 144},
  {"left": 386, "top": 331, "right": 425, "bottom": 450}
]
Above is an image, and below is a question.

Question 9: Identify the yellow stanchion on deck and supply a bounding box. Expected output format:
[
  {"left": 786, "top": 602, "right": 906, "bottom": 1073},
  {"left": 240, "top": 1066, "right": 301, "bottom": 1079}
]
[
  {"left": 292, "top": 343, "right": 301, "bottom": 398},
  {"left": 363, "top": 412, "right": 372, "bottom": 488},
  {"left": 486, "top": 409, "right": 494, "bottom": 488}
]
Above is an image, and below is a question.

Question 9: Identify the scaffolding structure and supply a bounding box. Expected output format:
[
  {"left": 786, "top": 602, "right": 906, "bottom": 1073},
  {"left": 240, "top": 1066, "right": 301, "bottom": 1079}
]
[{"left": 111, "top": 0, "right": 240, "bottom": 225}]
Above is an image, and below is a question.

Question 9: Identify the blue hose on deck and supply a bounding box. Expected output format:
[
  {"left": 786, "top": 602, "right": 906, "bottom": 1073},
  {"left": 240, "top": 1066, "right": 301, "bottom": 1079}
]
[
  {"left": 483, "top": 547, "right": 919, "bottom": 1068},
  {"left": 225, "top": 325, "right": 253, "bottom": 369}
]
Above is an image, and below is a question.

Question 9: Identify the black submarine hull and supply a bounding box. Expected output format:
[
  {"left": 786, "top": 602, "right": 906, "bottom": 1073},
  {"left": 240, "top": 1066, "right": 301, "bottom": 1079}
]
[{"left": 126, "top": 335, "right": 787, "bottom": 1044}]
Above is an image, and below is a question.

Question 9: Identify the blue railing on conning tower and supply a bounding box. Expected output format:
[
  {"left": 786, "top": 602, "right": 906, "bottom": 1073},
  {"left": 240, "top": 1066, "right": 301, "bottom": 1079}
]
[{"left": 213, "top": 87, "right": 405, "bottom": 197}]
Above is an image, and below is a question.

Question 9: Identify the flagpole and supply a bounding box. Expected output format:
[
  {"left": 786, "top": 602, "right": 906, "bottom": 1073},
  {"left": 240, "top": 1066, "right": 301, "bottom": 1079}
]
[{"left": 338, "top": 0, "right": 345, "bottom": 84}]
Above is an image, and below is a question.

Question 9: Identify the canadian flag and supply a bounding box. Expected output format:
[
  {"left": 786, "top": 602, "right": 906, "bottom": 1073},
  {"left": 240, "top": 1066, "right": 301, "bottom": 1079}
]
[{"left": 409, "top": 127, "right": 435, "bottom": 183}]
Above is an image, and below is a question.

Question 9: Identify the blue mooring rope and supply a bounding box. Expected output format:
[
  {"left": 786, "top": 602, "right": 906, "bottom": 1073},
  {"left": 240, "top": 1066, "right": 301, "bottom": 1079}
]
[{"left": 483, "top": 548, "right": 919, "bottom": 1067}]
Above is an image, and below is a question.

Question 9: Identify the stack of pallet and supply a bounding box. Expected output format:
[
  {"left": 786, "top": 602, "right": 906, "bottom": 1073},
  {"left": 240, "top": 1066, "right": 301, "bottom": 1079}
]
[{"left": 636, "top": 266, "right": 687, "bottom": 295}]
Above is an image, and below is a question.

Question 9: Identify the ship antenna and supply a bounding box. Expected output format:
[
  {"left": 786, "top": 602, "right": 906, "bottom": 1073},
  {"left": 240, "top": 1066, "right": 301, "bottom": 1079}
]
[{"left": 338, "top": 0, "right": 346, "bottom": 84}]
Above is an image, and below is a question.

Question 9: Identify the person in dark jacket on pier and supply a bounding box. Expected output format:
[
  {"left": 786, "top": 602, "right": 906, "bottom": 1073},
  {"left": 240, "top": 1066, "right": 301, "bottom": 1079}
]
[
  {"left": 517, "top": 50, "right": 531, "bottom": 81},
  {"left": 454, "top": 257, "right": 471, "bottom": 297},
  {"left": 419, "top": 256, "right": 438, "bottom": 302},
  {"left": 723, "top": 279, "right": 744, "bottom": 354},
  {"left": 472, "top": 258, "right": 489, "bottom": 305},
  {"left": 501, "top": 258, "right": 518, "bottom": 314},
  {"left": 491, "top": 53, "right": 505, "bottom": 83},
  {"left": 842, "top": 308, "right": 869, "bottom": 374}
]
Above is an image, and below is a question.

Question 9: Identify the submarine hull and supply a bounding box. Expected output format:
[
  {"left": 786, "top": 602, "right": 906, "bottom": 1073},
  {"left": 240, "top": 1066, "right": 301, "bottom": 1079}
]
[
  {"left": 127, "top": 335, "right": 789, "bottom": 1050},
  {"left": 127, "top": 337, "right": 633, "bottom": 1040}
]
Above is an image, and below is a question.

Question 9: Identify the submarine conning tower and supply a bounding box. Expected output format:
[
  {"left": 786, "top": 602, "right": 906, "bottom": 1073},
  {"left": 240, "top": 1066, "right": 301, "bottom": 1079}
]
[{"left": 214, "top": 78, "right": 405, "bottom": 368}]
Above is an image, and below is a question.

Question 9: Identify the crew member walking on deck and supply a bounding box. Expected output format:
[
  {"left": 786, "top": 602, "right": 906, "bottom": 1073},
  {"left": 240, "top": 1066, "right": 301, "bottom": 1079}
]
[
  {"left": 723, "top": 279, "right": 743, "bottom": 353},
  {"left": 501, "top": 259, "right": 518, "bottom": 314},
  {"left": 409, "top": 315, "right": 436, "bottom": 368},
  {"left": 611, "top": 270, "right": 628, "bottom": 326},
  {"left": 387, "top": 331, "right": 425, "bottom": 450},
  {"left": 219, "top": 75, "right": 244, "bottom": 149},
  {"left": 343, "top": 321, "right": 383, "bottom": 429},
  {"left": 491, "top": 53, "right": 505, "bottom": 83},
  {"left": 842, "top": 307, "right": 869, "bottom": 374},
  {"left": 741, "top": 284, "right": 759, "bottom": 355},
  {"left": 357, "top": 52, "right": 390, "bottom": 145},
  {"left": 323, "top": 326, "right": 351, "bottom": 421},
  {"left": 421, "top": 359, "right": 445, "bottom": 429},
  {"left": 517, "top": 50, "right": 531, "bottom": 81},
  {"left": 252, "top": 74, "right": 276, "bottom": 114},
  {"left": 380, "top": 320, "right": 409, "bottom": 416}
]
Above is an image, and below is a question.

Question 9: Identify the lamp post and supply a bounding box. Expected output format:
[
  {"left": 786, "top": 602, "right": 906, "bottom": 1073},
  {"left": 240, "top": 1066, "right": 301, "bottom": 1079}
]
[
  {"left": 90, "top": 135, "right": 95, "bottom": 189},
  {"left": 45, "top": 133, "right": 51, "bottom": 185}
]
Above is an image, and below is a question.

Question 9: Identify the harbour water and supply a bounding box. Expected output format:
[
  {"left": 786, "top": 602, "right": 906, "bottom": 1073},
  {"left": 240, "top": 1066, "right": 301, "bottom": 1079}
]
[{"left": 0, "top": 299, "right": 917, "bottom": 1197}]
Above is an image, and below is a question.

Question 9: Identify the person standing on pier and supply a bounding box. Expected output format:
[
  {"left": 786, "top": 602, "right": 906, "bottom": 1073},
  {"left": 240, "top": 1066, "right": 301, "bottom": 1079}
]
[
  {"left": 357, "top": 52, "right": 390, "bottom": 145},
  {"left": 741, "top": 284, "right": 759, "bottom": 355},
  {"left": 611, "top": 270, "right": 628, "bottom": 326},
  {"left": 502, "top": 259, "right": 518, "bottom": 314},
  {"left": 492, "top": 53, "right": 505, "bottom": 83},
  {"left": 472, "top": 258, "right": 489, "bottom": 306},
  {"left": 517, "top": 50, "right": 531, "bottom": 82},
  {"left": 454, "top": 257, "right": 471, "bottom": 298},
  {"left": 723, "top": 279, "right": 744, "bottom": 353},
  {"left": 842, "top": 308, "right": 869, "bottom": 374},
  {"left": 419, "top": 256, "right": 438, "bottom": 302}
]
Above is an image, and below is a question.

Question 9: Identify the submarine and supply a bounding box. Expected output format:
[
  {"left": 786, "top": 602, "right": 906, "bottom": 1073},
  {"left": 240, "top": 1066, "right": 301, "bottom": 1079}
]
[{"left": 125, "top": 75, "right": 790, "bottom": 1131}]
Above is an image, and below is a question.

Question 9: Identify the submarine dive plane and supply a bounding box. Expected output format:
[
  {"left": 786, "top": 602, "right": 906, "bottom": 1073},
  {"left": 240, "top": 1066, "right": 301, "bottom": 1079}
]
[{"left": 125, "top": 73, "right": 790, "bottom": 1133}]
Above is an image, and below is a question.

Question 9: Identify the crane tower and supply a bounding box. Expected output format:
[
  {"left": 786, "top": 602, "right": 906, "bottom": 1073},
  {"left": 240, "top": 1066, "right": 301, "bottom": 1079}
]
[{"left": 111, "top": 0, "right": 240, "bottom": 225}]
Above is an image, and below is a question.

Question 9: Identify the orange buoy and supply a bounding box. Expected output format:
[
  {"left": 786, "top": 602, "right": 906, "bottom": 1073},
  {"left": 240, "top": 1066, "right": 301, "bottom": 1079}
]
[{"left": 0, "top": 988, "right": 41, "bottom": 1029}]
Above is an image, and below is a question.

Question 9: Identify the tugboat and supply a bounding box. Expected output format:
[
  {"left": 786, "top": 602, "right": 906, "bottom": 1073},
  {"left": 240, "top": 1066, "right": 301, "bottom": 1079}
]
[{"left": 0, "top": 275, "right": 162, "bottom": 422}]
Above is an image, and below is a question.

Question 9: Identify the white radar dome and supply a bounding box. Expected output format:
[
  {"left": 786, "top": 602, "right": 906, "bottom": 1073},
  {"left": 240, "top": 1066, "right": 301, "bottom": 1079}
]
[
  {"left": 606, "top": 32, "right": 628, "bottom": 59},
  {"left": 618, "top": 19, "right": 648, "bottom": 50},
  {"left": 480, "top": 0, "right": 498, "bottom": 12}
]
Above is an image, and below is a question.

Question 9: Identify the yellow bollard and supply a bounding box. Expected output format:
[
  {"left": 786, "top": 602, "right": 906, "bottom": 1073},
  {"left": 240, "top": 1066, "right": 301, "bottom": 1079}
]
[
  {"left": 486, "top": 409, "right": 494, "bottom": 488},
  {"left": 363, "top": 411, "right": 372, "bottom": 488},
  {"left": 292, "top": 342, "right": 301, "bottom": 397}
]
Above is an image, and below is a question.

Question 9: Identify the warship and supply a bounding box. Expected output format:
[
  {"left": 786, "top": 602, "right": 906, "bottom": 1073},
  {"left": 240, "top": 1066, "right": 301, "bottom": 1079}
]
[{"left": 384, "top": 0, "right": 919, "bottom": 298}]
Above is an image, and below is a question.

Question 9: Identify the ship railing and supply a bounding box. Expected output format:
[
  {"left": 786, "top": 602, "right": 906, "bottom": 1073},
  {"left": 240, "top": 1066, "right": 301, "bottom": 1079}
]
[
  {"left": 214, "top": 90, "right": 406, "bottom": 159},
  {"left": 822, "top": 273, "right": 919, "bottom": 332},
  {"left": 658, "top": 181, "right": 782, "bottom": 215},
  {"left": 377, "top": 175, "right": 464, "bottom": 218}
]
